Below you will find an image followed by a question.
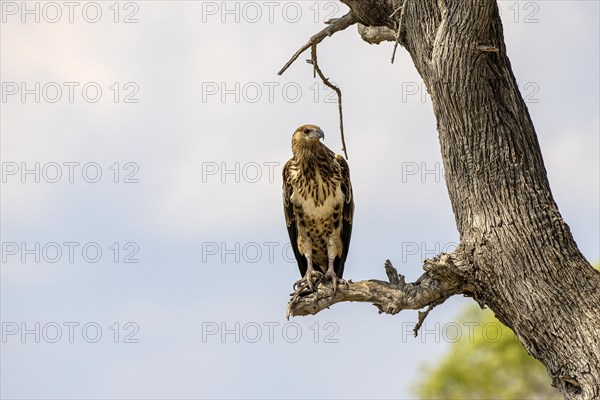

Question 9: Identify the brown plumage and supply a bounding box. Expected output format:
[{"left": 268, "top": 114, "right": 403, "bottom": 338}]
[{"left": 283, "top": 124, "right": 354, "bottom": 290}]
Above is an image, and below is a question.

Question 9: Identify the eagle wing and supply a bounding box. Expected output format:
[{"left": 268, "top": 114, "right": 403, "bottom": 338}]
[
  {"left": 334, "top": 154, "right": 354, "bottom": 278},
  {"left": 282, "top": 160, "right": 308, "bottom": 276}
]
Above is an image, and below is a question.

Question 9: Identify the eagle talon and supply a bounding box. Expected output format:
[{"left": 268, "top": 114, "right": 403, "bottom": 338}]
[
  {"left": 324, "top": 269, "right": 346, "bottom": 294},
  {"left": 290, "top": 286, "right": 311, "bottom": 304},
  {"left": 293, "top": 270, "right": 323, "bottom": 293},
  {"left": 292, "top": 278, "right": 305, "bottom": 291},
  {"left": 306, "top": 270, "right": 324, "bottom": 292},
  {"left": 290, "top": 271, "right": 324, "bottom": 304},
  {"left": 338, "top": 278, "right": 349, "bottom": 290}
]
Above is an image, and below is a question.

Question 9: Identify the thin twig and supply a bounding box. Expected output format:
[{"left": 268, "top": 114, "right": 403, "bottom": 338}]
[
  {"left": 277, "top": 13, "right": 355, "bottom": 76},
  {"left": 308, "top": 45, "right": 348, "bottom": 160},
  {"left": 390, "top": 5, "right": 403, "bottom": 18},
  {"left": 391, "top": 1, "right": 407, "bottom": 64},
  {"left": 413, "top": 296, "right": 448, "bottom": 337}
]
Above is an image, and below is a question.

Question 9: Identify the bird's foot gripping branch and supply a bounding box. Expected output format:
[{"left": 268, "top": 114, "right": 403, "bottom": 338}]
[{"left": 286, "top": 254, "right": 470, "bottom": 335}]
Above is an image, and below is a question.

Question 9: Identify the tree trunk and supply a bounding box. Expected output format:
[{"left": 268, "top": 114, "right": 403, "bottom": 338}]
[{"left": 344, "top": 1, "right": 600, "bottom": 398}]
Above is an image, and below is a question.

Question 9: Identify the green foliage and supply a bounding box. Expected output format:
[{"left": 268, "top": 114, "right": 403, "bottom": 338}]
[
  {"left": 414, "top": 306, "right": 561, "bottom": 400},
  {"left": 415, "top": 262, "right": 598, "bottom": 399}
]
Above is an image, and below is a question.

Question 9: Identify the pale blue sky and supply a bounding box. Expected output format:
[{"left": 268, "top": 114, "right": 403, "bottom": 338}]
[{"left": 1, "top": 1, "right": 598, "bottom": 399}]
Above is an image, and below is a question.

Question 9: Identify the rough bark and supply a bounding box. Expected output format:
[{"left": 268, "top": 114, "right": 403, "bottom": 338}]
[
  {"left": 281, "top": 1, "right": 600, "bottom": 399},
  {"left": 287, "top": 257, "right": 471, "bottom": 322}
]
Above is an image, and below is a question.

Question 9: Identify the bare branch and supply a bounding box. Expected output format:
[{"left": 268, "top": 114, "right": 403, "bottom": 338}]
[
  {"left": 413, "top": 296, "right": 448, "bottom": 337},
  {"left": 277, "top": 13, "right": 356, "bottom": 76},
  {"left": 286, "top": 255, "right": 468, "bottom": 334},
  {"left": 357, "top": 24, "right": 397, "bottom": 44},
  {"left": 307, "top": 45, "right": 349, "bottom": 160},
  {"left": 477, "top": 44, "right": 500, "bottom": 52},
  {"left": 390, "top": 1, "right": 407, "bottom": 63},
  {"left": 277, "top": 13, "right": 354, "bottom": 158}
]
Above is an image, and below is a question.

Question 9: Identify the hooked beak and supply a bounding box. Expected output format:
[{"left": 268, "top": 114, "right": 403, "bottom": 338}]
[
  {"left": 307, "top": 128, "right": 325, "bottom": 141},
  {"left": 317, "top": 128, "right": 325, "bottom": 140}
]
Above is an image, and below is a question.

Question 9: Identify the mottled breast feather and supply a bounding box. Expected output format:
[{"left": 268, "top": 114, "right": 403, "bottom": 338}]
[{"left": 283, "top": 138, "right": 354, "bottom": 278}]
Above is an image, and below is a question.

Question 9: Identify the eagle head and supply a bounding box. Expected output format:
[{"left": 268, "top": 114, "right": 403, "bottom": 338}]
[{"left": 292, "top": 124, "right": 325, "bottom": 155}]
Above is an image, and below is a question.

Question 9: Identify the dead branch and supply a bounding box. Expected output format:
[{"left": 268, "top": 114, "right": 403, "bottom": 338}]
[
  {"left": 357, "top": 24, "right": 397, "bottom": 44},
  {"left": 307, "top": 45, "right": 348, "bottom": 160},
  {"left": 390, "top": 1, "right": 408, "bottom": 63},
  {"left": 286, "top": 255, "right": 469, "bottom": 334},
  {"left": 277, "top": 13, "right": 356, "bottom": 76},
  {"left": 413, "top": 295, "right": 448, "bottom": 337}
]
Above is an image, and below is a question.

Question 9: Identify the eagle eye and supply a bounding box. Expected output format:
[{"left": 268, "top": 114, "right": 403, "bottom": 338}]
[{"left": 303, "top": 128, "right": 310, "bottom": 134}]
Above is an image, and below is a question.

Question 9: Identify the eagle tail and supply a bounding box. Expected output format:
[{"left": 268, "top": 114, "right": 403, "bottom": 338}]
[{"left": 333, "top": 257, "right": 345, "bottom": 279}]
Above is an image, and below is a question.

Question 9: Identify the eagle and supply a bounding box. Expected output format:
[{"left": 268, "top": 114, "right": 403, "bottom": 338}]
[{"left": 283, "top": 124, "right": 354, "bottom": 292}]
